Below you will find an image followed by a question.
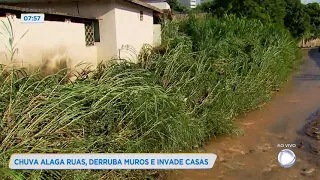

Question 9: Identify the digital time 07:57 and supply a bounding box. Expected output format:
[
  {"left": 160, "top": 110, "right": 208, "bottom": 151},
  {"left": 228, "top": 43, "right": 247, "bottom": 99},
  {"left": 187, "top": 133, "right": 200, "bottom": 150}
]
[
  {"left": 21, "top": 14, "right": 45, "bottom": 23},
  {"left": 24, "top": 15, "right": 40, "bottom": 21}
]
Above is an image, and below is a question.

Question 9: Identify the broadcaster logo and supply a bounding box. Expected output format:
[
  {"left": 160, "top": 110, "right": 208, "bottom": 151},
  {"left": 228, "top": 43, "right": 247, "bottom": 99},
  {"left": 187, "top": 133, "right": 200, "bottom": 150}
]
[{"left": 277, "top": 149, "right": 296, "bottom": 168}]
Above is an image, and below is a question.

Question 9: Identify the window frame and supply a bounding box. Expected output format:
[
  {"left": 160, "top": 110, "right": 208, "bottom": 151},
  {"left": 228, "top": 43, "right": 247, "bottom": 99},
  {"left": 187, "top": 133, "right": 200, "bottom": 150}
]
[
  {"left": 139, "top": 11, "right": 143, "bottom": 21},
  {"left": 84, "top": 21, "right": 100, "bottom": 46}
]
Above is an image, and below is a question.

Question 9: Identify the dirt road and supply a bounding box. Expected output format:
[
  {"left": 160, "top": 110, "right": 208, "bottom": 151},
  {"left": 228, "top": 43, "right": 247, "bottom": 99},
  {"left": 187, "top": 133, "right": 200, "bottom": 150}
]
[{"left": 169, "top": 49, "right": 320, "bottom": 180}]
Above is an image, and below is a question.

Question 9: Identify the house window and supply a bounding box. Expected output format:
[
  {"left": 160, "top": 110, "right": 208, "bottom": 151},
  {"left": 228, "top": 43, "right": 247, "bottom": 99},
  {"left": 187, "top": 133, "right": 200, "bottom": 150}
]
[
  {"left": 93, "top": 21, "right": 100, "bottom": 42},
  {"left": 85, "top": 22, "right": 95, "bottom": 46},
  {"left": 140, "top": 11, "right": 143, "bottom": 21},
  {"left": 85, "top": 21, "right": 100, "bottom": 46}
]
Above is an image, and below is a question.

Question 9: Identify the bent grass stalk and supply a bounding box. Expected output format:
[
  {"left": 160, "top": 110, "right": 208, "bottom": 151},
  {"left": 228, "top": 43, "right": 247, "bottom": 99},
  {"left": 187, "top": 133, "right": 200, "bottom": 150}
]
[{"left": 0, "top": 16, "right": 28, "bottom": 133}]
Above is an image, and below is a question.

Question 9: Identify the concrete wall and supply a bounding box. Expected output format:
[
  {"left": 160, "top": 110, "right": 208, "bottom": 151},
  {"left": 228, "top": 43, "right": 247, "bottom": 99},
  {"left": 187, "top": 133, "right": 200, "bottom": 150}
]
[
  {"left": 153, "top": 24, "right": 161, "bottom": 46},
  {"left": 0, "top": 15, "right": 97, "bottom": 73},
  {"left": 115, "top": 0, "right": 154, "bottom": 62},
  {"left": 299, "top": 38, "right": 320, "bottom": 48}
]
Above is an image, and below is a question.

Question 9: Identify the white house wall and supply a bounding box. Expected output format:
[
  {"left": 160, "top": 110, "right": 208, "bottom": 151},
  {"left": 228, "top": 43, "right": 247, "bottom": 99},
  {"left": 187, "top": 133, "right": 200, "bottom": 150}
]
[
  {"left": 115, "top": 1, "right": 154, "bottom": 62},
  {"left": 0, "top": 15, "right": 97, "bottom": 72},
  {"left": 16, "top": 0, "right": 119, "bottom": 61},
  {"left": 15, "top": 0, "right": 157, "bottom": 63},
  {"left": 153, "top": 24, "right": 161, "bottom": 46}
]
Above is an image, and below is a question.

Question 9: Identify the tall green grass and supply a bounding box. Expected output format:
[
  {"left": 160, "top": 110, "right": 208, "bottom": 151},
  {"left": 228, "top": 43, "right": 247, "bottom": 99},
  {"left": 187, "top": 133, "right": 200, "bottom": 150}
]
[
  {"left": 0, "top": 62, "right": 203, "bottom": 179},
  {"left": 0, "top": 15, "right": 299, "bottom": 179},
  {"left": 140, "top": 14, "right": 299, "bottom": 140}
]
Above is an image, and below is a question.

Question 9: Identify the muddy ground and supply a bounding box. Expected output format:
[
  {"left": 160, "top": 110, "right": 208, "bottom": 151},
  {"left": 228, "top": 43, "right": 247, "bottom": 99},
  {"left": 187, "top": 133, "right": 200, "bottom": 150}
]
[
  {"left": 304, "top": 115, "right": 320, "bottom": 141},
  {"left": 297, "top": 109, "right": 320, "bottom": 156}
]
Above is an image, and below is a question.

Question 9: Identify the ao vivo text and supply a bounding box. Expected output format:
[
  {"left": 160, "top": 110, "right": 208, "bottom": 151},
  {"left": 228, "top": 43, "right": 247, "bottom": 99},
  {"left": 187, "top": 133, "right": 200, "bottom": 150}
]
[{"left": 277, "top": 144, "right": 296, "bottom": 148}]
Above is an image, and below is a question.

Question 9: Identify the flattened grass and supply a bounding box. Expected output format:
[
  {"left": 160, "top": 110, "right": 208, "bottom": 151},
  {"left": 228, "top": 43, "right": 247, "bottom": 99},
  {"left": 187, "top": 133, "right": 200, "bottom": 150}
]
[{"left": 1, "top": 62, "right": 203, "bottom": 179}]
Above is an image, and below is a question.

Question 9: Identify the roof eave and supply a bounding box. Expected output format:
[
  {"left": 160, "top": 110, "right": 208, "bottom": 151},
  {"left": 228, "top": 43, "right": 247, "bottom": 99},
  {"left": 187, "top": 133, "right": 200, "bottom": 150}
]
[
  {"left": 0, "top": 4, "right": 98, "bottom": 20},
  {"left": 1, "top": 0, "right": 164, "bottom": 14},
  {"left": 124, "top": 0, "right": 163, "bottom": 14}
]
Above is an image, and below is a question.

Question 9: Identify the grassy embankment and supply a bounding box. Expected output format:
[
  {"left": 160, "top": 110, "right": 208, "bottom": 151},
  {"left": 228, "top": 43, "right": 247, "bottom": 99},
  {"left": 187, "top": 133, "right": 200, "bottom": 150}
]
[{"left": 0, "top": 15, "right": 300, "bottom": 179}]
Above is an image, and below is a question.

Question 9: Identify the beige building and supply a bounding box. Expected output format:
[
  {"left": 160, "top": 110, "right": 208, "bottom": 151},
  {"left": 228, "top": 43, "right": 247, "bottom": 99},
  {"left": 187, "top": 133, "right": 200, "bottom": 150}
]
[
  {"left": 179, "top": 0, "right": 197, "bottom": 9},
  {"left": 0, "top": 0, "right": 162, "bottom": 72}
]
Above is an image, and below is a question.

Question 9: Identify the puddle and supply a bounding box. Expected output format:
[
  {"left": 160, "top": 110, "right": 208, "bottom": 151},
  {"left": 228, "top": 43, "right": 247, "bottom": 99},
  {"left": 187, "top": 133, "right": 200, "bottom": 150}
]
[{"left": 168, "top": 49, "right": 320, "bottom": 180}]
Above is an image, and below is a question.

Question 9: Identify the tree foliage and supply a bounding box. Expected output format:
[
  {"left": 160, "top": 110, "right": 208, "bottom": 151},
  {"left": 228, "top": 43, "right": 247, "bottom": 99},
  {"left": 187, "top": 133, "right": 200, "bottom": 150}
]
[
  {"left": 213, "top": 0, "right": 286, "bottom": 26},
  {"left": 284, "top": 0, "right": 311, "bottom": 38},
  {"left": 167, "top": 0, "right": 188, "bottom": 13},
  {"left": 304, "top": 2, "right": 320, "bottom": 37},
  {"left": 207, "top": 0, "right": 320, "bottom": 39},
  {"left": 194, "top": 0, "right": 214, "bottom": 13}
]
